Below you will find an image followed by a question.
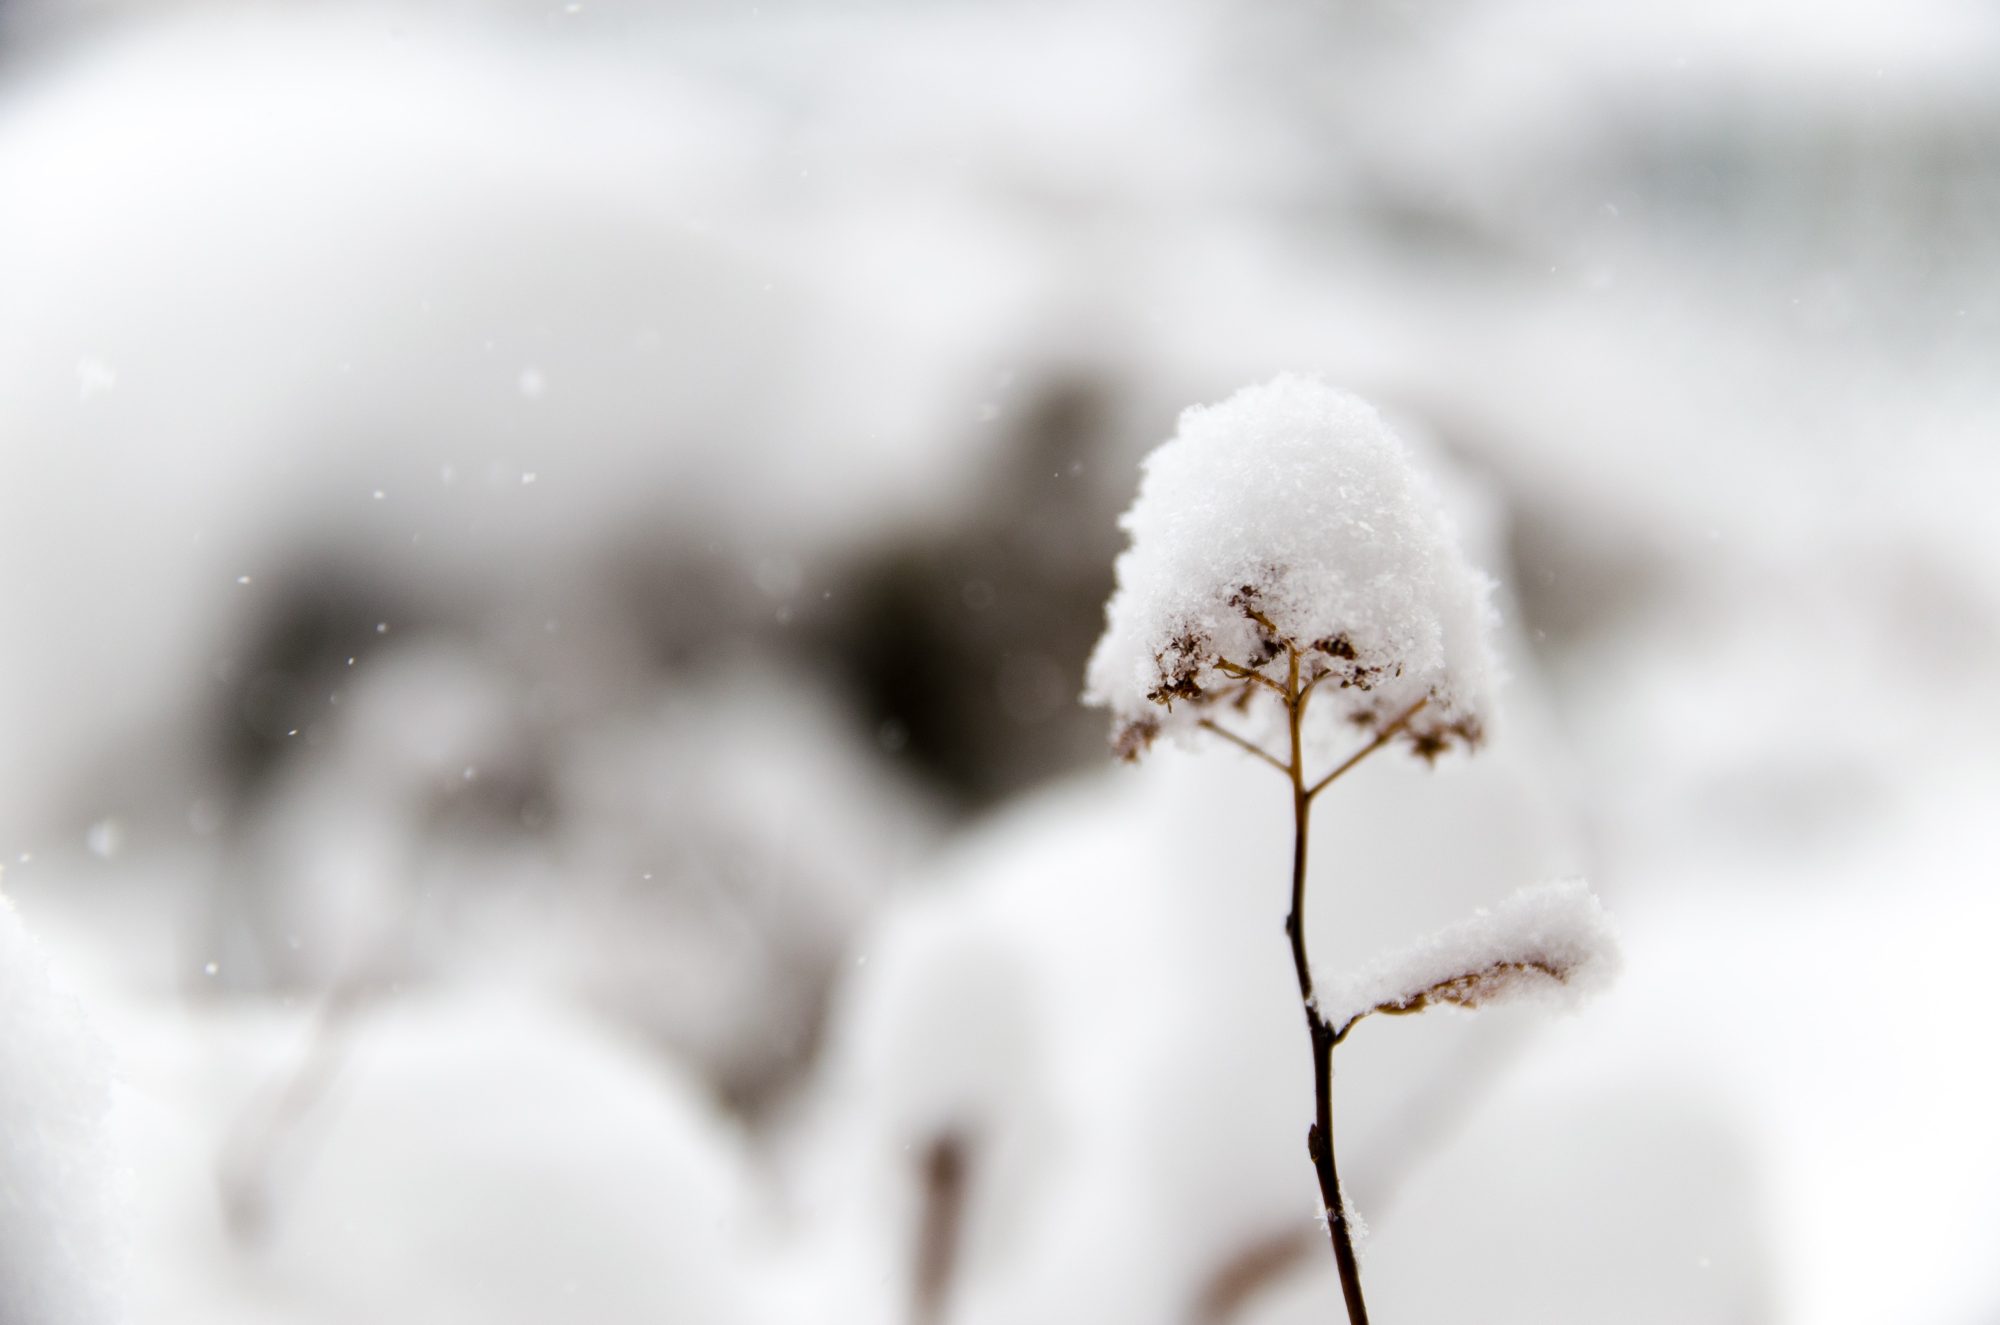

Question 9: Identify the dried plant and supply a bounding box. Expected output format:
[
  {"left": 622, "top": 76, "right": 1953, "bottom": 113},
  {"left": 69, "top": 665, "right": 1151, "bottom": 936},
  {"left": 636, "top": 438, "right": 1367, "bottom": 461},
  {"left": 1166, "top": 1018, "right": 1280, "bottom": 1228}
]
[{"left": 1086, "top": 376, "right": 1617, "bottom": 1322}]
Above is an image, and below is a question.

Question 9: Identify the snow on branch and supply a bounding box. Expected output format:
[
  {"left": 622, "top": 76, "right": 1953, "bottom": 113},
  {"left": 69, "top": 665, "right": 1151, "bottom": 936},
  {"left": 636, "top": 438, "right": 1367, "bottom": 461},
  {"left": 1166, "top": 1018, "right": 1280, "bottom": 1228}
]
[
  {"left": 1084, "top": 374, "right": 1499, "bottom": 763},
  {"left": 1322, "top": 880, "right": 1619, "bottom": 1040}
]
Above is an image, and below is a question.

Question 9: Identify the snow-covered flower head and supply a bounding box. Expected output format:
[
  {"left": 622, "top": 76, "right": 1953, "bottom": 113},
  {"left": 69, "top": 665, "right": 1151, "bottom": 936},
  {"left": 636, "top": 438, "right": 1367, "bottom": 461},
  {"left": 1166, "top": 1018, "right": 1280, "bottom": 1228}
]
[{"left": 1084, "top": 374, "right": 1500, "bottom": 761}]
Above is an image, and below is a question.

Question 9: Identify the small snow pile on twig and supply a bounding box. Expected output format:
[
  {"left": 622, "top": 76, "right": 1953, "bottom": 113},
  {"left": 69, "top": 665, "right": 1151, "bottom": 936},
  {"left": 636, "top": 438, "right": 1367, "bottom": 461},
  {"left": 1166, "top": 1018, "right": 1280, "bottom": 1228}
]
[
  {"left": 1084, "top": 374, "right": 1499, "bottom": 762},
  {"left": 1323, "top": 880, "right": 1620, "bottom": 1036},
  {"left": 0, "top": 891, "right": 120, "bottom": 1325}
]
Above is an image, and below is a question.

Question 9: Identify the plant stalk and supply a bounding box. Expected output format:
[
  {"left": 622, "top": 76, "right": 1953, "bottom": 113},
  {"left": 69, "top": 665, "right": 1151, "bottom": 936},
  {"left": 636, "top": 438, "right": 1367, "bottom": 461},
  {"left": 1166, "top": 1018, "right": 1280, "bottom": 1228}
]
[{"left": 1280, "top": 648, "right": 1371, "bottom": 1325}]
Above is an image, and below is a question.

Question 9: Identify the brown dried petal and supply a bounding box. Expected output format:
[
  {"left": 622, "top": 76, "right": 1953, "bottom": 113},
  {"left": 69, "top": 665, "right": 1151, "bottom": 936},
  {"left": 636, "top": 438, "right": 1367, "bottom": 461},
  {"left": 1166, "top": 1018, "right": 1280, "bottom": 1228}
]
[{"left": 1111, "top": 715, "right": 1161, "bottom": 762}]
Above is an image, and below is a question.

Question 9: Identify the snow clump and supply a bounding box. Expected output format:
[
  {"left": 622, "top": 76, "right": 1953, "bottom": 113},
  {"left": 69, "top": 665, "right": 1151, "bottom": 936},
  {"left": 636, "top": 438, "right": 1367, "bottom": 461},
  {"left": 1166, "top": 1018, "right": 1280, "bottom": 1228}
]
[
  {"left": 1322, "top": 879, "right": 1620, "bottom": 1035},
  {"left": 1084, "top": 374, "right": 1500, "bottom": 762}
]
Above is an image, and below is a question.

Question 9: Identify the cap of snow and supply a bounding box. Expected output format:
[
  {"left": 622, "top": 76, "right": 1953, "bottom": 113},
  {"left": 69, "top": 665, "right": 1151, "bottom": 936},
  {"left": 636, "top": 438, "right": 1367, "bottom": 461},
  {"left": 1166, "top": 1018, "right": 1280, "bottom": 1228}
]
[
  {"left": 0, "top": 892, "right": 121, "bottom": 1325},
  {"left": 1322, "top": 880, "right": 1620, "bottom": 1035},
  {"left": 1084, "top": 374, "right": 1499, "bottom": 762}
]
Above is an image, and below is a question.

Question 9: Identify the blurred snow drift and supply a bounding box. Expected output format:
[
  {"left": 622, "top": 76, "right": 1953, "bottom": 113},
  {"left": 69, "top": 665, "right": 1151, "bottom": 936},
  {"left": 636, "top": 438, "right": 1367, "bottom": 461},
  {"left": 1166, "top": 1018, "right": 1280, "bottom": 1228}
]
[{"left": 0, "top": 893, "right": 121, "bottom": 1325}]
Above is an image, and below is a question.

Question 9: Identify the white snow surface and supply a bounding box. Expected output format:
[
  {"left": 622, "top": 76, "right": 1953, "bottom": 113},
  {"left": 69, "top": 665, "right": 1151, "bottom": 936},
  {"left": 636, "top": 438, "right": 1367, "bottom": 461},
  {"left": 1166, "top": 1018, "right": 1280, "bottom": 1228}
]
[
  {"left": 0, "top": 891, "right": 121, "bottom": 1325},
  {"left": 1084, "top": 375, "right": 1500, "bottom": 758},
  {"left": 1324, "top": 880, "right": 1619, "bottom": 1033}
]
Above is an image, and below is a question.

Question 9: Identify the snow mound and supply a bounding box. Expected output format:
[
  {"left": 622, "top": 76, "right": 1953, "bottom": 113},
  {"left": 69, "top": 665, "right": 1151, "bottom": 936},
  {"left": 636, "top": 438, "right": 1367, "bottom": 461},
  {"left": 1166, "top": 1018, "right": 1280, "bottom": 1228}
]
[{"left": 0, "top": 892, "right": 121, "bottom": 1325}]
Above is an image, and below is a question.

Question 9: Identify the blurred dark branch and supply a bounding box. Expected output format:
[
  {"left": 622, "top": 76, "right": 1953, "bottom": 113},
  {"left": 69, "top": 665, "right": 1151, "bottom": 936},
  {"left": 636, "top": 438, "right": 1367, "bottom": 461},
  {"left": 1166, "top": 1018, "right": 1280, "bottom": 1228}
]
[
  {"left": 912, "top": 1131, "right": 971, "bottom": 1325},
  {"left": 215, "top": 977, "right": 370, "bottom": 1246},
  {"left": 1189, "top": 1226, "right": 1314, "bottom": 1325}
]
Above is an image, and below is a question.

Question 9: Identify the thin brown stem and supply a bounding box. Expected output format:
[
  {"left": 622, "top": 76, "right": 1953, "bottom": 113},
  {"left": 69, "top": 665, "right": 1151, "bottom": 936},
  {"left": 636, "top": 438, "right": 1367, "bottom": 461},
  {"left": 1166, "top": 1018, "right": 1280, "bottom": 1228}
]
[
  {"left": 912, "top": 1131, "right": 970, "bottom": 1325},
  {"left": 1280, "top": 648, "right": 1371, "bottom": 1325},
  {"left": 1304, "top": 697, "right": 1430, "bottom": 802},
  {"left": 1298, "top": 668, "right": 1331, "bottom": 705},
  {"left": 1213, "top": 658, "right": 1287, "bottom": 697},
  {"left": 1240, "top": 605, "right": 1283, "bottom": 641},
  {"left": 1197, "top": 718, "right": 1289, "bottom": 775}
]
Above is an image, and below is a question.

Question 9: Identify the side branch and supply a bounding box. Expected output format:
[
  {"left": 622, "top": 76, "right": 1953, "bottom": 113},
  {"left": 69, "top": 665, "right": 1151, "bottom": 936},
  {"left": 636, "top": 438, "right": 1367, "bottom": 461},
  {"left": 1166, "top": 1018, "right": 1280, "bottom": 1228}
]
[
  {"left": 1305, "top": 697, "right": 1429, "bottom": 801},
  {"left": 1297, "top": 668, "right": 1331, "bottom": 706},
  {"left": 1213, "top": 658, "right": 1287, "bottom": 697},
  {"left": 1197, "top": 719, "right": 1289, "bottom": 774},
  {"left": 1240, "top": 604, "right": 1283, "bottom": 641},
  {"left": 1330, "top": 956, "right": 1568, "bottom": 1045}
]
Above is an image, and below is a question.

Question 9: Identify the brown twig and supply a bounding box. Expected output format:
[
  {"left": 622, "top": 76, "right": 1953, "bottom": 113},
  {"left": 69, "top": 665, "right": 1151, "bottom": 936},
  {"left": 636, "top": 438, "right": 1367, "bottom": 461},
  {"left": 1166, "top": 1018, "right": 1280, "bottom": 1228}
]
[
  {"left": 1239, "top": 604, "right": 1283, "bottom": 641},
  {"left": 1297, "top": 667, "right": 1332, "bottom": 706},
  {"left": 1212, "top": 658, "right": 1286, "bottom": 697},
  {"left": 1304, "top": 696, "right": 1429, "bottom": 802},
  {"left": 1197, "top": 718, "right": 1288, "bottom": 775}
]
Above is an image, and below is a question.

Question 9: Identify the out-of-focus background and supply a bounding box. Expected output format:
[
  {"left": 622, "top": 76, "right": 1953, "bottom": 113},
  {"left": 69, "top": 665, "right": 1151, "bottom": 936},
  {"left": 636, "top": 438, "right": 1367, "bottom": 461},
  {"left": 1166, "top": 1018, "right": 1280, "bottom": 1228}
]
[{"left": 1, "top": 1, "right": 1996, "bottom": 1322}]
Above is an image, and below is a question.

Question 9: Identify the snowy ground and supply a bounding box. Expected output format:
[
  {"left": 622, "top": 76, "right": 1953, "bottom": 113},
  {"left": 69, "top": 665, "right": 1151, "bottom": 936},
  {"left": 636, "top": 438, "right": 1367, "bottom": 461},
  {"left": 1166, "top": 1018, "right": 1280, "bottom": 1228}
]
[{"left": 2, "top": 1, "right": 1997, "bottom": 1322}]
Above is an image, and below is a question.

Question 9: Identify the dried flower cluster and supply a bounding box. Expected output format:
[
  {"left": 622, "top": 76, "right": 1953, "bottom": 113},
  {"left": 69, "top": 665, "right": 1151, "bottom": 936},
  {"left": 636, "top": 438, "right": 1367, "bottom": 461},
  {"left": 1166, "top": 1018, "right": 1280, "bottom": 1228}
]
[{"left": 1084, "top": 374, "right": 1499, "bottom": 764}]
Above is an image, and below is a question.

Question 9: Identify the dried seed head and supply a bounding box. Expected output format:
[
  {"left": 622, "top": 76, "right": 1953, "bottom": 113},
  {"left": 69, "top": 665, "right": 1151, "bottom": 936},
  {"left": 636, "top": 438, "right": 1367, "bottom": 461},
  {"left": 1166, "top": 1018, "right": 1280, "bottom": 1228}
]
[
  {"left": 1084, "top": 375, "right": 1500, "bottom": 760},
  {"left": 1110, "top": 715, "right": 1160, "bottom": 763}
]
